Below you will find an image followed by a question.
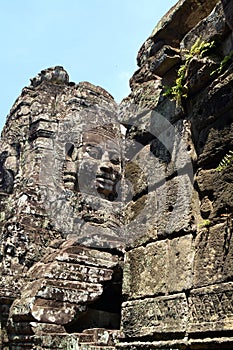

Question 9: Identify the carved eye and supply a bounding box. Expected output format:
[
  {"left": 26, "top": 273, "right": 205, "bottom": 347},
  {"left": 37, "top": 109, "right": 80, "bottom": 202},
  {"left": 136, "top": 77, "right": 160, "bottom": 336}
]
[
  {"left": 110, "top": 153, "right": 120, "bottom": 165},
  {"left": 85, "top": 145, "right": 102, "bottom": 159}
]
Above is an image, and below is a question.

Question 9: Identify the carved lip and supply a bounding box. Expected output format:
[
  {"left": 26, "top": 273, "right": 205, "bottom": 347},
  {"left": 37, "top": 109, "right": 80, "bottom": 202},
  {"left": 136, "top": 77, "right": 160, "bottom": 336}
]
[
  {"left": 95, "top": 174, "right": 115, "bottom": 185},
  {"left": 95, "top": 178, "right": 115, "bottom": 187},
  {"left": 95, "top": 174, "right": 116, "bottom": 195}
]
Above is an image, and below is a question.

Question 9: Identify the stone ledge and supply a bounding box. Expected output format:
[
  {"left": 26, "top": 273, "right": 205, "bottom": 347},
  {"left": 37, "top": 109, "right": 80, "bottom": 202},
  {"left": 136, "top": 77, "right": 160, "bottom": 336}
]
[
  {"left": 137, "top": 0, "right": 219, "bottom": 67},
  {"left": 121, "top": 293, "right": 188, "bottom": 338},
  {"left": 180, "top": 1, "right": 229, "bottom": 51},
  {"left": 116, "top": 337, "right": 233, "bottom": 349}
]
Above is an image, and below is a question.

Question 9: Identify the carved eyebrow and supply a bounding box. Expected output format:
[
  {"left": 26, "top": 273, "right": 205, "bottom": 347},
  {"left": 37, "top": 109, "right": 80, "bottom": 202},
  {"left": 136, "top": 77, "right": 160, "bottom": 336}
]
[
  {"left": 84, "top": 144, "right": 103, "bottom": 159},
  {"left": 85, "top": 144, "right": 102, "bottom": 149}
]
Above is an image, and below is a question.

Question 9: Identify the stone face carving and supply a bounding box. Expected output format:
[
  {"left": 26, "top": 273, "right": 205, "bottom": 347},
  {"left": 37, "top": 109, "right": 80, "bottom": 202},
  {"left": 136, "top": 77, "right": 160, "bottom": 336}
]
[
  {"left": 63, "top": 128, "right": 122, "bottom": 201},
  {"left": 0, "top": 66, "right": 124, "bottom": 349},
  {"left": 77, "top": 130, "right": 121, "bottom": 201}
]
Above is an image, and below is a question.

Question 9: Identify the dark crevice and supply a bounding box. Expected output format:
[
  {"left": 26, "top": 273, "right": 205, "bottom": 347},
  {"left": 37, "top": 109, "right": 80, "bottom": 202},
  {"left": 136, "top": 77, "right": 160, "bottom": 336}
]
[
  {"left": 189, "top": 329, "right": 233, "bottom": 339},
  {"left": 121, "top": 332, "right": 186, "bottom": 342},
  {"left": 65, "top": 265, "right": 123, "bottom": 333},
  {"left": 78, "top": 244, "right": 124, "bottom": 258},
  {"left": 125, "top": 229, "right": 196, "bottom": 252},
  {"left": 132, "top": 186, "right": 148, "bottom": 202}
]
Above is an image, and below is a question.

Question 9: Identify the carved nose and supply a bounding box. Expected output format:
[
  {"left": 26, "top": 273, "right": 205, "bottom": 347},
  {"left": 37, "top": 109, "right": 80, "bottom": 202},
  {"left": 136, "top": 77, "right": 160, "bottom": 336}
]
[
  {"left": 102, "top": 151, "right": 110, "bottom": 162},
  {"left": 100, "top": 164, "right": 113, "bottom": 174},
  {"left": 100, "top": 151, "right": 113, "bottom": 173}
]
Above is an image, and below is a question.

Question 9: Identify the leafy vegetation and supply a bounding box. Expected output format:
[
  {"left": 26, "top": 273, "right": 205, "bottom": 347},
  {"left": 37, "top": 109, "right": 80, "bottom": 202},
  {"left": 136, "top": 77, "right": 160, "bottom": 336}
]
[
  {"left": 216, "top": 150, "right": 233, "bottom": 172},
  {"left": 164, "top": 38, "right": 215, "bottom": 105},
  {"left": 211, "top": 50, "right": 233, "bottom": 76},
  {"left": 198, "top": 219, "right": 211, "bottom": 228},
  {"left": 187, "top": 38, "right": 215, "bottom": 58}
]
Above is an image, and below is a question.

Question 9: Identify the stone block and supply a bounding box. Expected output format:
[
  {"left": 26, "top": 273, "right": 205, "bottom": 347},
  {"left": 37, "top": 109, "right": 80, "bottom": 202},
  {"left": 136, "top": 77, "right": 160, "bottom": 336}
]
[
  {"left": 187, "top": 71, "right": 233, "bottom": 132},
  {"left": 30, "top": 322, "right": 65, "bottom": 335},
  {"left": 149, "top": 45, "right": 180, "bottom": 76},
  {"left": 31, "top": 137, "right": 54, "bottom": 150},
  {"left": 10, "top": 294, "right": 78, "bottom": 325},
  {"left": 122, "top": 240, "right": 168, "bottom": 298},
  {"left": 31, "top": 298, "right": 77, "bottom": 325},
  {"left": 170, "top": 171, "right": 195, "bottom": 209},
  {"left": 29, "top": 119, "right": 58, "bottom": 141},
  {"left": 185, "top": 57, "right": 219, "bottom": 96},
  {"left": 220, "top": 31, "right": 233, "bottom": 58},
  {"left": 124, "top": 173, "right": 196, "bottom": 247},
  {"left": 76, "top": 222, "right": 125, "bottom": 250},
  {"left": 150, "top": 119, "right": 195, "bottom": 176},
  {"left": 193, "top": 223, "right": 233, "bottom": 287},
  {"left": 8, "top": 321, "right": 34, "bottom": 335},
  {"left": 120, "top": 88, "right": 183, "bottom": 133},
  {"left": 123, "top": 235, "right": 194, "bottom": 299},
  {"left": 128, "top": 79, "right": 163, "bottom": 111},
  {"left": 195, "top": 166, "right": 233, "bottom": 218},
  {"left": 37, "top": 334, "right": 80, "bottom": 349},
  {"left": 167, "top": 235, "right": 194, "bottom": 293},
  {"left": 195, "top": 110, "right": 233, "bottom": 169},
  {"left": 137, "top": 0, "right": 219, "bottom": 66},
  {"left": 44, "top": 241, "right": 119, "bottom": 268},
  {"left": 188, "top": 282, "right": 233, "bottom": 333},
  {"left": 155, "top": 98, "right": 184, "bottom": 125},
  {"left": 121, "top": 293, "right": 188, "bottom": 338},
  {"left": 222, "top": 0, "right": 233, "bottom": 30},
  {"left": 123, "top": 193, "right": 157, "bottom": 247},
  {"left": 124, "top": 118, "right": 195, "bottom": 201},
  {"left": 180, "top": 2, "right": 229, "bottom": 51},
  {"left": 8, "top": 335, "right": 40, "bottom": 349},
  {"left": 29, "top": 260, "right": 113, "bottom": 283},
  {"left": 35, "top": 279, "right": 103, "bottom": 304}
]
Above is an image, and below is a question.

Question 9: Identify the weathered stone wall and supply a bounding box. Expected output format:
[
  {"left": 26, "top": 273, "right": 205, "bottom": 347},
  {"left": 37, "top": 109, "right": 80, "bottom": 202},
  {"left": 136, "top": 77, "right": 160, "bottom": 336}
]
[
  {"left": 0, "top": 0, "right": 233, "bottom": 349},
  {"left": 118, "top": 0, "right": 233, "bottom": 349}
]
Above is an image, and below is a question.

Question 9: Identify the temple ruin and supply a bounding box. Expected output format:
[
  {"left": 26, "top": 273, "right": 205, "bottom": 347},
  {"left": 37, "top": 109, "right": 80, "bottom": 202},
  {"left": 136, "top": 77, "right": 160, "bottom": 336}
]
[{"left": 0, "top": 0, "right": 233, "bottom": 349}]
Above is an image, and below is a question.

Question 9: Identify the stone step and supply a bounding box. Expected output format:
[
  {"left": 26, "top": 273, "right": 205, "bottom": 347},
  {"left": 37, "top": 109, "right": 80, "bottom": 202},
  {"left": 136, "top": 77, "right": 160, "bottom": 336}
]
[
  {"left": 8, "top": 329, "right": 118, "bottom": 348},
  {"left": 9, "top": 345, "right": 37, "bottom": 350},
  {"left": 8, "top": 321, "right": 34, "bottom": 335},
  {"left": 8, "top": 334, "right": 117, "bottom": 348},
  {"left": 79, "top": 345, "right": 116, "bottom": 350},
  {"left": 79, "top": 328, "right": 119, "bottom": 346},
  {"left": 35, "top": 278, "right": 103, "bottom": 303},
  {"left": 8, "top": 335, "right": 40, "bottom": 349},
  {"left": 44, "top": 243, "right": 118, "bottom": 269},
  {"left": 28, "top": 260, "right": 113, "bottom": 283}
]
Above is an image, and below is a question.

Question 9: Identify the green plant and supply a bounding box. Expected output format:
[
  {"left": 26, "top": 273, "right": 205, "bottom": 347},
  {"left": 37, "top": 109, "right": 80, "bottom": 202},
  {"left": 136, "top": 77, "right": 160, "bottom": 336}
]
[
  {"left": 164, "top": 38, "right": 215, "bottom": 105},
  {"left": 216, "top": 150, "right": 233, "bottom": 171},
  {"left": 163, "top": 65, "right": 188, "bottom": 106},
  {"left": 187, "top": 38, "right": 215, "bottom": 58},
  {"left": 198, "top": 219, "right": 211, "bottom": 228},
  {"left": 211, "top": 50, "right": 233, "bottom": 76}
]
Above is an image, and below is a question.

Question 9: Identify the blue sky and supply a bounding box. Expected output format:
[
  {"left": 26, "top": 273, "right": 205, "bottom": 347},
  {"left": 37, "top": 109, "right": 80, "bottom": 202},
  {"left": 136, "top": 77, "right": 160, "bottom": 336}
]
[{"left": 0, "top": 0, "right": 176, "bottom": 132}]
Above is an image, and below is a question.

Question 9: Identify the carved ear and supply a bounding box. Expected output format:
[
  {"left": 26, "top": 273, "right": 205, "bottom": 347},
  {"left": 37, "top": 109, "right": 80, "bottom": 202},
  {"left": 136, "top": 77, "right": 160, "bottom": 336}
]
[
  {"left": 0, "top": 151, "right": 8, "bottom": 163},
  {"left": 65, "top": 143, "right": 75, "bottom": 160},
  {"left": 0, "top": 151, "right": 14, "bottom": 194},
  {"left": 1, "top": 169, "right": 14, "bottom": 194}
]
